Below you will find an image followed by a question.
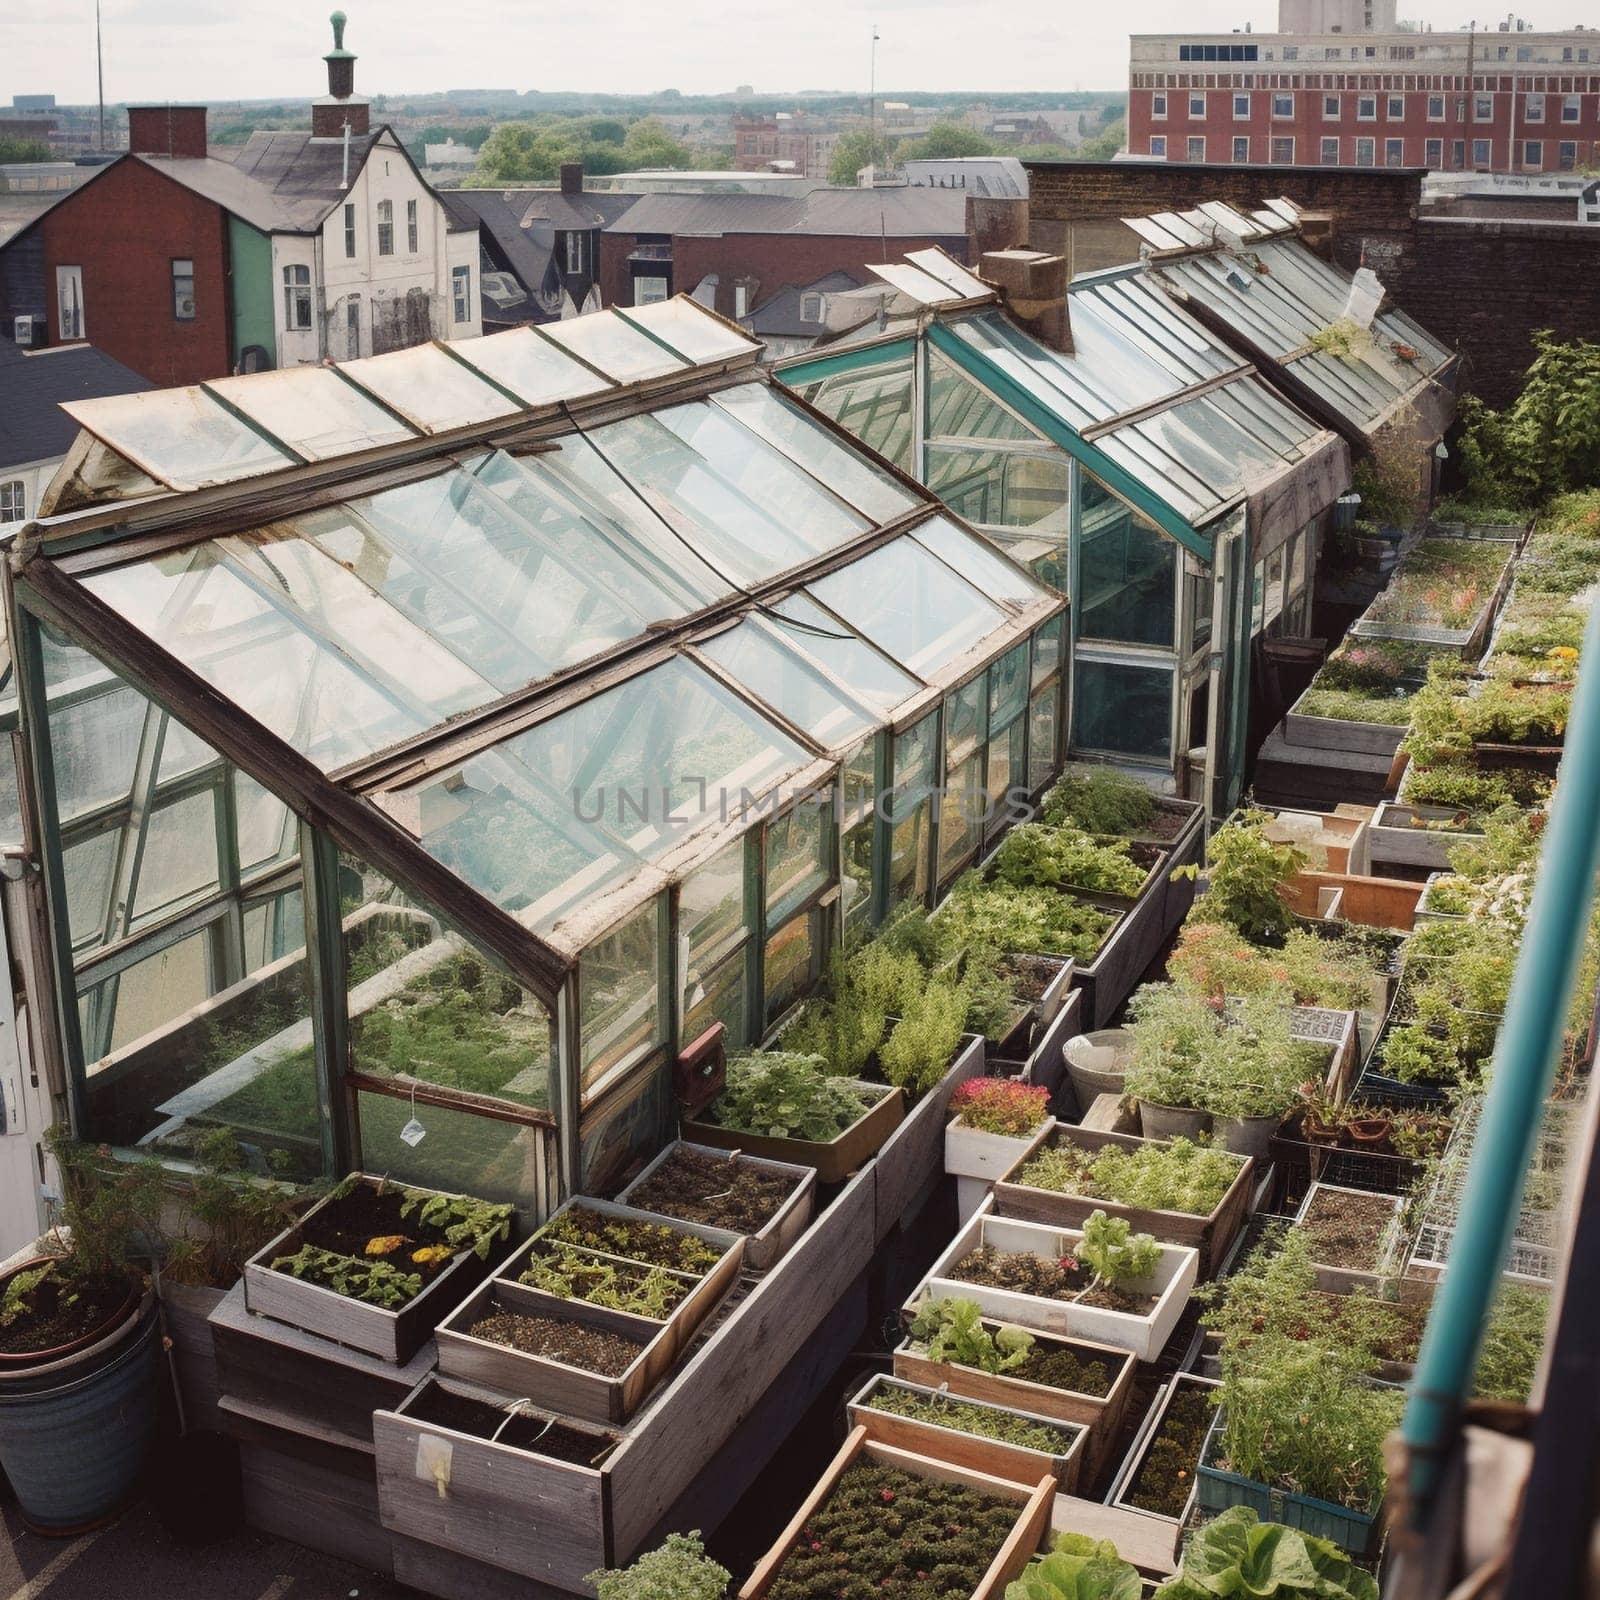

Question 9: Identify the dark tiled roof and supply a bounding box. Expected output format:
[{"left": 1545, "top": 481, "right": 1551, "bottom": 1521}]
[
  {"left": 445, "top": 190, "right": 557, "bottom": 291},
  {"left": 744, "top": 270, "right": 863, "bottom": 337},
  {"left": 605, "top": 185, "right": 968, "bottom": 239},
  {"left": 0, "top": 343, "right": 152, "bottom": 471}
]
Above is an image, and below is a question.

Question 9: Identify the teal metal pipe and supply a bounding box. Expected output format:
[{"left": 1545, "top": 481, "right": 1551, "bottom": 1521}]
[{"left": 1400, "top": 595, "right": 1600, "bottom": 1526}]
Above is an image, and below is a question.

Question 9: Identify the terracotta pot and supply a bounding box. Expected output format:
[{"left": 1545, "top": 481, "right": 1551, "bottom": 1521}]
[
  {"left": 1345, "top": 1117, "right": 1392, "bottom": 1148},
  {"left": 1301, "top": 1115, "right": 1343, "bottom": 1148}
]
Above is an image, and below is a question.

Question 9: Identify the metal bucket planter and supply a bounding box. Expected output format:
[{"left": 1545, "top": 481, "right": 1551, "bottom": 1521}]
[
  {"left": 1212, "top": 1112, "right": 1281, "bottom": 1160},
  {"left": 0, "top": 1289, "right": 161, "bottom": 1532},
  {"left": 1137, "top": 1101, "right": 1210, "bottom": 1142},
  {"left": 1061, "top": 1029, "right": 1132, "bottom": 1112}
]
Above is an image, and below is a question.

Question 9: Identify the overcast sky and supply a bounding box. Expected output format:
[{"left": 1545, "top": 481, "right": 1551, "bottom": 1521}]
[{"left": 4, "top": 1, "right": 1587, "bottom": 106}]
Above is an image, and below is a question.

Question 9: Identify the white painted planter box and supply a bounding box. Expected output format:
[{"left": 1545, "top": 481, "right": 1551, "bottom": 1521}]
[
  {"left": 945, "top": 1116, "right": 1053, "bottom": 1184},
  {"left": 914, "top": 1201, "right": 1198, "bottom": 1362}
]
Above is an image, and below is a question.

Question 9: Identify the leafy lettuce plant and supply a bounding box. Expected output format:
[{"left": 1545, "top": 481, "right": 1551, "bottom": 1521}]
[
  {"left": 1007, "top": 1533, "right": 1141, "bottom": 1600},
  {"left": 1154, "top": 1507, "right": 1377, "bottom": 1600},
  {"left": 1073, "top": 1211, "right": 1160, "bottom": 1301},
  {"left": 907, "top": 1296, "right": 1035, "bottom": 1374}
]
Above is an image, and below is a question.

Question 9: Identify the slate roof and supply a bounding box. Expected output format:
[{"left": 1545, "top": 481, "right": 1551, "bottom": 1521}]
[
  {"left": 743, "top": 270, "right": 862, "bottom": 337},
  {"left": 0, "top": 342, "right": 153, "bottom": 471},
  {"left": 606, "top": 185, "right": 968, "bottom": 240}
]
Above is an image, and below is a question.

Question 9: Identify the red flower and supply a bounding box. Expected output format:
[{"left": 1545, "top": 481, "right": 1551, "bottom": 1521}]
[{"left": 880, "top": 1488, "right": 896, "bottom": 1504}]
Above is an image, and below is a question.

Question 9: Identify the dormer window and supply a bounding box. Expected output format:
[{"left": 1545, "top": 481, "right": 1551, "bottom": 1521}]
[
  {"left": 801, "top": 292, "right": 824, "bottom": 322},
  {"left": 565, "top": 232, "right": 586, "bottom": 275}
]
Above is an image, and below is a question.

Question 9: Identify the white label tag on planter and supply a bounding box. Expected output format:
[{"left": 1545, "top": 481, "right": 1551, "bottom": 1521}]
[
  {"left": 416, "top": 1433, "right": 452, "bottom": 1498},
  {"left": 400, "top": 1117, "right": 426, "bottom": 1147}
]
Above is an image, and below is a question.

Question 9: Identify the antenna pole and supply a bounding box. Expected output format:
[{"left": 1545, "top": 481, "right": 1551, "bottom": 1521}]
[
  {"left": 96, "top": 0, "right": 106, "bottom": 152},
  {"left": 868, "top": 23, "right": 879, "bottom": 187}
]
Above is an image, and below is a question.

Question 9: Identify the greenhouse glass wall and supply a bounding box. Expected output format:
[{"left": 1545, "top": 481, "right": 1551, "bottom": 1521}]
[
  {"left": 781, "top": 211, "right": 1455, "bottom": 806},
  {"left": 0, "top": 297, "right": 1064, "bottom": 1220}
]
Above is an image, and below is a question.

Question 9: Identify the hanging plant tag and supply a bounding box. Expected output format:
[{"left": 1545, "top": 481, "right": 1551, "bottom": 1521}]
[{"left": 400, "top": 1117, "right": 427, "bottom": 1147}]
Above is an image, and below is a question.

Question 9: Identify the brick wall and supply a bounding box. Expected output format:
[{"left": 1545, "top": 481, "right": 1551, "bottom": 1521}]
[
  {"left": 1398, "top": 216, "right": 1600, "bottom": 407},
  {"left": 29, "top": 158, "right": 233, "bottom": 386},
  {"left": 1024, "top": 159, "right": 1423, "bottom": 285}
]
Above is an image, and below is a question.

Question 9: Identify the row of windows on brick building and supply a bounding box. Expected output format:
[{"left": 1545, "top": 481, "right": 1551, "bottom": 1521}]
[
  {"left": 1147, "top": 131, "right": 1589, "bottom": 169},
  {"left": 1151, "top": 89, "right": 1592, "bottom": 121}
]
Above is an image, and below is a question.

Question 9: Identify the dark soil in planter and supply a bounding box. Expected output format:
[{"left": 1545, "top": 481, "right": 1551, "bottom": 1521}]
[
  {"left": 764, "top": 1460, "right": 1019, "bottom": 1600},
  {"left": 1112, "top": 809, "right": 1187, "bottom": 844},
  {"left": 410, "top": 1382, "right": 618, "bottom": 1466},
  {"left": 1301, "top": 1190, "right": 1398, "bottom": 1271},
  {"left": 1125, "top": 1384, "right": 1213, "bottom": 1516},
  {"left": 947, "top": 1244, "right": 1158, "bottom": 1314},
  {"left": 0, "top": 1261, "right": 135, "bottom": 1356},
  {"left": 538, "top": 1205, "right": 724, "bottom": 1275},
  {"left": 627, "top": 1149, "right": 796, "bottom": 1235},
  {"left": 294, "top": 1181, "right": 462, "bottom": 1286},
  {"left": 1000, "top": 954, "right": 1059, "bottom": 1006},
  {"left": 1011, "top": 1342, "right": 1115, "bottom": 1398},
  {"left": 467, "top": 1309, "right": 647, "bottom": 1375}
]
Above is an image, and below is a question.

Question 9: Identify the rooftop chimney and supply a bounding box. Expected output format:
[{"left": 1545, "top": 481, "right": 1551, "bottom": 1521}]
[
  {"left": 311, "top": 10, "right": 370, "bottom": 140},
  {"left": 979, "top": 249, "right": 1073, "bottom": 356},
  {"left": 127, "top": 105, "right": 208, "bottom": 160},
  {"left": 560, "top": 162, "right": 584, "bottom": 195}
]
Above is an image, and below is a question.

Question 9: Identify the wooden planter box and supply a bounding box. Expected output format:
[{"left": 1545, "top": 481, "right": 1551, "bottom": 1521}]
[
  {"left": 990, "top": 989, "right": 1084, "bottom": 1100},
  {"left": 1106, "top": 1371, "right": 1220, "bottom": 1524},
  {"left": 242, "top": 1175, "right": 501, "bottom": 1365},
  {"left": 846, "top": 1372, "right": 1088, "bottom": 1493},
  {"left": 1281, "top": 690, "right": 1412, "bottom": 760},
  {"left": 1296, "top": 1182, "right": 1406, "bottom": 1294},
  {"left": 1370, "top": 802, "right": 1484, "bottom": 874},
  {"left": 683, "top": 1078, "right": 905, "bottom": 1185},
  {"left": 1069, "top": 845, "right": 1193, "bottom": 1035},
  {"left": 160, "top": 1281, "right": 226, "bottom": 1434},
  {"left": 893, "top": 1315, "right": 1135, "bottom": 1476},
  {"left": 739, "top": 1428, "right": 1056, "bottom": 1600},
  {"left": 1262, "top": 808, "right": 1372, "bottom": 875},
  {"left": 915, "top": 1206, "right": 1200, "bottom": 1362},
  {"left": 991, "top": 1124, "right": 1254, "bottom": 1280},
  {"left": 490, "top": 1200, "right": 744, "bottom": 1376},
  {"left": 995, "top": 953, "right": 1075, "bottom": 1037},
  {"left": 373, "top": 1372, "right": 620, "bottom": 1591},
  {"left": 618, "top": 1141, "right": 816, "bottom": 1272},
  {"left": 435, "top": 1276, "right": 675, "bottom": 1427},
  {"left": 946, "top": 1116, "right": 1054, "bottom": 1186}
]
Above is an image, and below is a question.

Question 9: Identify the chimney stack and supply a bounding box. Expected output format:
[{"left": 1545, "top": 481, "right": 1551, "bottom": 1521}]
[
  {"left": 311, "top": 10, "right": 370, "bottom": 139},
  {"left": 559, "top": 162, "right": 584, "bottom": 195},
  {"left": 127, "top": 105, "right": 208, "bottom": 160},
  {"left": 979, "top": 249, "right": 1073, "bottom": 356}
]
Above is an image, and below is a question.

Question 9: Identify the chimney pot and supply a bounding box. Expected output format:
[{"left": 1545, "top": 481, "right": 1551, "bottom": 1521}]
[
  {"left": 560, "top": 162, "right": 583, "bottom": 195},
  {"left": 313, "top": 9, "right": 368, "bottom": 138}
]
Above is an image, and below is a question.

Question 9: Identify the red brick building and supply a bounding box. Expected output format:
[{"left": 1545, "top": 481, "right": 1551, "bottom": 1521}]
[{"left": 1129, "top": 25, "right": 1600, "bottom": 174}]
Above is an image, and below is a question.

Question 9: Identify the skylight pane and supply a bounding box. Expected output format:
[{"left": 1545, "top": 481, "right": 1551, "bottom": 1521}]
[
  {"left": 450, "top": 326, "right": 613, "bottom": 406},
  {"left": 541, "top": 311, "right": 688, "bottom": 382},
  {"left": 61, "top": 389, "right": 292, "bottom": 490},
  {"left": 341, "top": 344, "right": 520, "bottom": 432},
  {"left": 766, "top": 594, "right": 924, "bottom": 709},
  {"left": 619, "top": 298, "right": 757, "bottom": 365},
  {"left": 912, "top": 515, "right": 1052, "bottom": 608},
  {"left": 208, "top": 367, "right": 416, "bottom": 460}
]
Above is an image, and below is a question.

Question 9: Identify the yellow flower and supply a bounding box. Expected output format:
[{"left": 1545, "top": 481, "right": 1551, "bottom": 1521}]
[
  {"left": 364, "top": 1234, "right": 406, "bottom": 1256},
  {"left": 410, "top": 1245, "right": 454, "bottom": 1266}
]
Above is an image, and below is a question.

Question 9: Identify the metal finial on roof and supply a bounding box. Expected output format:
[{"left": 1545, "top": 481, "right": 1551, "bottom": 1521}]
[{"left": 330, "top": 10, "right": 347, "bottom": 48}]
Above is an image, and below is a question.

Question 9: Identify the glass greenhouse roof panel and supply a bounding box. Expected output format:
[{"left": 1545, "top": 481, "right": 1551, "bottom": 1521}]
[
  {"left": 905, "top": 249, "right": 992, "bottom": 300},
  {"left": 469, "top": 447, "right": 727, "bottom": 612},
  {"left": 618, "top": 298, "right": 759, "bottom": 365},
  {"left": 697, "top": 617, "right": 879, "bottom": 751},
  {"left": 912, "top": 515, "right": 1054, "bottom": 609},
  {"left": 808, "top": 535, "right": 1009, "bottom": 680},
  {"left": 1075, "top": 276, "right": 1235, "bottom": 388},
  {"left": 867, "top": 261, "right": 965, "bottom": 305},
  {"left": 344, "top": 463, "right": 691, "bottom": 690},
  {"left": 950, "top": 314, "right": 1100, "bottom": 430},
  {"left": 709, "top": 382, "right": 920, "bottom": 524},
  {"left": 59, "top": 388, "right": 293, "bottom": 490},
  {"left": 83, "top": 538, "right": 497, "bottom": 771},
  {"left": 338, "top": 343, "right": 521, "bottom": 433},
  {"left": 207, "top": 367, "right": 417, "bottom": 461},
  {"left": 448, "top": 326, "right": 614, "bottom": 407},
  {"left": 397, "top": 657, "right": 813, "bottom": 931},
  {"left": 540, "top": 311, "right": 690, "bottom": 382},
  {"left": 765, "top": 593, "right": 924, "bottom": 710}
]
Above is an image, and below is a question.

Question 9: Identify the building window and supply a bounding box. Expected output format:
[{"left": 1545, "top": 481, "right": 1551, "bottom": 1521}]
[
  {"left": 0, "top": 481, "right": 24, "bottom": 524},
  {"left": 734, "top": 283, "right": 749, "bottom": 318},
  {"left": 1517, "top": 45, "right": 1532, "bottom": 62},
  {"left": 1150, "top": 135, "right": 1168, "bottom": 157},
  {"left": 1386, "top": 94, "right": 1404, "bottom": 119},
  {"left": 1234, "top": 93, "right": 1251, "bottom": 118},
  {"left": 1152, "top": 92, "right": 1168, "bottom": 118},
  {"left": 406, "top": 199, "right": 419, "bottom": 253},
  {"left": 564, "top": 232, "right": 585, "bottom": 275},
  {"left": 1564, "top": 94, "right": 1582, "bottom": 123},
  {"left": 55, "top": 264, "right": 84, "bottom": 340},
  {"left": 376, "top": 198, "right": 394, "bottom": 256},
  {"left": 1189, "top": 93, "right": 1206, "bottom": 117},
  {"left": 1475, "top": 94, "right": 1493, "bottom": 120},
  {"left": 1187, "top": 136, "right": 1206, "bottom": 161},
  {"left": 171, "top": 258, "right": 195, "bottom": 321},
  {"left": 1321, "top": 135, "right": 1341, "bottom": 163},
  {"left": 345, "top": 295, "right": 361, "bottom": 358},
  {"left": 1356, "top": 137, "right": 1376, "bottom": 166},
  {"left": 1560, "top": 140, "right": 1579, "bottom": 170},
  {"left": 1283, "top": 44, "right": 1299, "bottom": 60},
  {"left": 1272, "top": 92, "right": 1293, "bottom": 118},
  {"left": 1526, "top": 93, "right": 1545, "bottom": 123},
  {"left": 1272, "top": 136, "right": 1295, "bottom": 163},
  {"left": 1233, "top": 135, "right": 1251, "bottom": 162},
  {"left": 1428, "top": 93, "right": 1446, "bottom": 120},
  {"left": 450, "top": 265, "right": 471, "bottom": 324},
  {"left": 1425, "top": 137, "right": 1444, "bottom": 166},
  {"left": 1473, "top": 138, "right": 1492, "bottom": 167},
  {"left": 1453, "top": 139, "right": 1466, "bottom": 168},
  {"left": 1357, "top": 95, "right": 1377, "bottom": 120},
  {"left": 1524, "top": 139, "right": 1544, "bottom": 168},
  {"left": 282, "top": 264, "right": 313, "bottom": 331},
  {"left": 635, "top": 275, "right": 669, "bottom": 305},
  {"left": 343, "top": 202, "right": 356, "bottom": 258},
  {"left": 1324, "top": 93, "right": 1341, "bottom": 118},
  {"left": 1385, "top": 137, "right": 1405, "bottom": 166}
]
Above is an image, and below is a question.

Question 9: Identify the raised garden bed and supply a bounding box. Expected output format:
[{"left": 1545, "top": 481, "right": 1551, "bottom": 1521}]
[
  {"left": 1347, "top": 533, "right": 1517, "bottom": 659},
  {"left": 846, "top": 1372, "right": 1088, "bottom": 1492},
  {"left": 991, "top": 1125, "right": 1254, "bottom": 1279},
  {"left": 1106, "top": 1372, "right": 1219, "bottom": 1524},
  {"left": 915, "top": 1207, "right": 1199, "bottom": 1361},
  {"left": 739, "top": 1429, "right": 1056, "bottom": 1600},
  {"left": 1295, "top": 1182, "right": 1405, "bottom": 1294},
  {"left": 242, "top": 1174, "right": 513, "bottom": 1364},
  {"left": 945, "top": 1087, "right": 1054, "bottom": 1186},
  {"left": 682, "top": 1070, "right": 905, "bottom": 1186},
  {"left": 989, "top": 984, "right": 1084, "bottom": 1101},
  {"left": 1369, "top": 801, "right": 1485, "bottom": 874},
  {"left": 618, "top": 1142, "right": 815, "bottom": 1272},
  {"left": 373, "top": 1373, "right": 620, "bottom": 1591}
]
